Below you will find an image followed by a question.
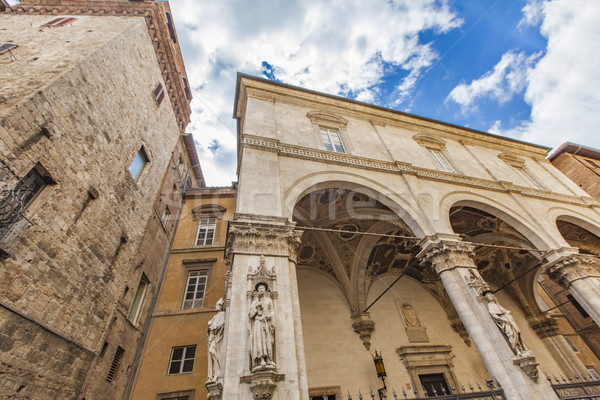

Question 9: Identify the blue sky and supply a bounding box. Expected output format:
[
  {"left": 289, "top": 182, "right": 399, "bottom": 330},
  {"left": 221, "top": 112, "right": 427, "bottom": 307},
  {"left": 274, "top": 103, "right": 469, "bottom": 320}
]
[{"left": 172, "top": 1, "right": 599, "bottom": 185}]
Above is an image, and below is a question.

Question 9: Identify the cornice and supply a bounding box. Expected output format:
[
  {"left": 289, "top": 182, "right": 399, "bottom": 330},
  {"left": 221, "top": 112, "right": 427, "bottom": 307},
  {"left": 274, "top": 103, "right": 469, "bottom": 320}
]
[
  {"left": 238, "top": 78, "right": 550, "bottom": 158},
  {"left": 7, "top": 1, "right": 191, "bottom": 132},
  {"left": 241, "top": 133, "right": 600, "bottom": 208}
]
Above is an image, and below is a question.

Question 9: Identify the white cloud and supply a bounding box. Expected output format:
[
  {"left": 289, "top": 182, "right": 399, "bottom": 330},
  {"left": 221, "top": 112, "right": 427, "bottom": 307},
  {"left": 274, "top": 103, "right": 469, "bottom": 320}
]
[
  {"left": 169, "top": 0, "right": 462, "bottom": 186},
  {"left": 446, "top": 51, "right": 540, "bottom": 114},
  {"left": 464, "top": 0, "right": 600, "bottom": 151}
]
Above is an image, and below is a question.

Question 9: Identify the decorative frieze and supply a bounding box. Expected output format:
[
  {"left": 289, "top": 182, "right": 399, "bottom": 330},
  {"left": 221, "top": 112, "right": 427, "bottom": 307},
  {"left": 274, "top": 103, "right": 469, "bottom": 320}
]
[
  {"left": 226, "top": 223, "right": 303, "bottom": 262},
  {"left": 241, "top": 134, "right": 599, "bottom": 208}
]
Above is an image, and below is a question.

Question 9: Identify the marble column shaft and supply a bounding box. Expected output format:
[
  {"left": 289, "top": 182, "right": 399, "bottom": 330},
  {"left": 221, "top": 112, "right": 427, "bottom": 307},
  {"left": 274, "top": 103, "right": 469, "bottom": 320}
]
[{"left": 419, "top": 236, "right": 557, "bottom": 400}]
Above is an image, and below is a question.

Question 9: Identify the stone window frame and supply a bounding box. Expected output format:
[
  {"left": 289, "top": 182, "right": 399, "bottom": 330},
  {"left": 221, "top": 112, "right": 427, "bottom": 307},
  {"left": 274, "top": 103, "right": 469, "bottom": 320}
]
[
  {"left": 129, "top": 146, "right": 150, "bottom": 183},
  {"left": 498, "top": 153, "right": 542, "bottom": 189},
  {"left": 396, "top": 345, "right": 459, "bottom": 398},
  {"left": 307, "top": 111, "right": 351, "bottom": 154},
  {"left": 127, "top": 273, "right": 150, "bottom": 325},
  {"left": 181, "top": 258, "right": 216, "bottom": 311},
  {"left": 156, "top": 389, "right": 195, "bottom": 400},
  {"left": 191, "top": 204, "right": 226, "bottom": 246},
  {"left": 413, "top": 134, "right": 458, "bottom": 173},
  {"left": 167, "top": 345, "right": 196, "bottom": 375},
  {"left": 308, "top": 385, "right": 341, "bottom": 399}
]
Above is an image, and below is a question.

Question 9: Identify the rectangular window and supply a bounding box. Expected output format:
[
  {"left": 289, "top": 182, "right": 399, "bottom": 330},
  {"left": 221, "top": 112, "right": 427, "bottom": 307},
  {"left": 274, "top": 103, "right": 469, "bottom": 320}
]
[
  {"left": 127, "top": 274, "right": 149, "bottom": 324},
  {"left": 419, "top": 373, "right": 450, "bottom": 397},
  {"left": 428, "top": 149, "right": 455, "bottom": 173},
  {"left": 168, "top": 345, "right": 196, "bottom": 375},
  {"left": 182, "top": 76, "right": 192, "bottom": 101},
  {"left": 586, "top": 159, "right": 600, "bottom": 169},
  {"left": 182, "top": 270, "right": 207, "bottom": 310},
  {"left": 0, "top": 43, "right": 18, "bottom": 55},
  {"left": 161, "top": 207, "right": 171, "bottom": 227},
  {"left": 195, "top": 218, "right": 216, "bottom": 245},
  {"left": 129, "top": 147, "right": 149, "bottom": 182},
  {"left": 564, "top": 336, "right": 579, "bottom": 352},
  {"left": 106, "top": 346, "right": 124, "bottom": 383},
  {"left": 320, "top": 128, "right": 345, "bottom": 153},
  {"left": 165, "top": 12, "right": 177, "bottom": 43},
  {"left": 154, "top": 82, "right": 165, "bottom": 106},
  {"left": 512, "top": 166, "right": 540, "bottom": 188},
  {"left": 42, "top": 17, "right": 77, "bottom": 27}
]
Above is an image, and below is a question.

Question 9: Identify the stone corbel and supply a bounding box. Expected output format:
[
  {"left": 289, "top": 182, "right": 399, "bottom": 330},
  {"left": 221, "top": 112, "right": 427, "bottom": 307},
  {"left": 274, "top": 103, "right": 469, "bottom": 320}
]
[
  {"left": 352, "top": 313, "right": 376, "bottom": 350},
  {"left": 240, "top": 370, "right": 285, "bottom": 400},
  {"left": 529, "top": 317, "right": 559, "bottom": 339},
  {"left": 513, "top": 353, "right": 539, "bottom": 381},
  {"left": 206, "top": 381, "right": 223, "bottom": 400}
]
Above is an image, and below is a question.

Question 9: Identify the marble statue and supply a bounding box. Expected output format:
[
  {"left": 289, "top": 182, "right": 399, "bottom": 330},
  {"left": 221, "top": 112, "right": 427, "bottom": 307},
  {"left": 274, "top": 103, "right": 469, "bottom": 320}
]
[
  {"left": 484, "top": 292, "right": 528, "bottom": 356},
  {"left": 249, "top": 282, "right": 275, "bottom": 371},
  {"left": 207, "top": 298, "right": 225, "bottom": 382}
]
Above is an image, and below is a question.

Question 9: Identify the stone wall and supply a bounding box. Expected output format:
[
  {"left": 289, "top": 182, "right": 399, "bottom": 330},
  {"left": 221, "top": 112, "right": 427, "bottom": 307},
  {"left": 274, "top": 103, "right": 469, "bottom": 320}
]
[{"left": 0, "top": 13, "right": 191, "bottom": 399}]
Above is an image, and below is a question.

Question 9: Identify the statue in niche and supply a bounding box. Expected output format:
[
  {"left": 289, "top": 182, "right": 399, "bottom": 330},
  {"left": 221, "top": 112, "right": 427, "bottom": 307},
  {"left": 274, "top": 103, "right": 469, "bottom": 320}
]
[
  {"left": 207, "top": 298, "right": 225, "bottom": 382},
  {"left": 401, "top": 303, "right": 421, "bottom": 327},
  {"left": 249, "top": 282, "right": 276, "bottom": 371},
  {"left": 484, "top": 292, "right": 528, "bottom": 356}
]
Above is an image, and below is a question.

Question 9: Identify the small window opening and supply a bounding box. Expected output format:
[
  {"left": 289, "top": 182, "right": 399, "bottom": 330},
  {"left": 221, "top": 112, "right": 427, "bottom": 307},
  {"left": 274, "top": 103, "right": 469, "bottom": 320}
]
[
  {"left": 100, "top": 341, "right": 109, "bottom": 357},
  {"left": 42, "top": 17, "right": 77, "bottom": 27},
  {"left": 195, "top": 218, "right": 216, "bottom": 245},
  {"left": 129, "top": 147, "right": 149, "bottom": 182},
  {"left": 0, "top": 43, "right": 18, "bottom": 55},
  {"left": 419, "top": 373, "right": 450, "bottom": 396},
  {"left": 182, "top": 76, "right": 192, "bottom": 100},
  {"left": 182, "top": 270, "right": 207, "bottom": 310},
  {"left": 428, "top": 149, "right": 455, "bottom": 173},
  {"left": 106, "top": 346, "right": 124, "bottom": 383},
  {"left": 168, "top": 345, "right": 196, "bottom": 375},
  {"left": 127, "top": 274, "right": 149, "bottom": 324},
  {"left": 153, "top": 82, "right": 165, "bottom": 106},
  {"left": 165, "top": 12, "right": 177, "bottom": 43},
  {"left": 320, "top": 128, "right": 345, "bottom": 153}
]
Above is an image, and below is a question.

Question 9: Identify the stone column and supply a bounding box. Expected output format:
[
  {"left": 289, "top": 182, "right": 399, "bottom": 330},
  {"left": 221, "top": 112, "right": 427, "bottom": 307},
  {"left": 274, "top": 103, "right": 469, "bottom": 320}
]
[
  {"left": 418, "top": 234, "right": 557, "bottom": 400},
  {"left": 221, "top": 216, "right": 308, "bottom": 400},
  {"left": 543, "top": 249, "right": 600, "bottom": 327}
]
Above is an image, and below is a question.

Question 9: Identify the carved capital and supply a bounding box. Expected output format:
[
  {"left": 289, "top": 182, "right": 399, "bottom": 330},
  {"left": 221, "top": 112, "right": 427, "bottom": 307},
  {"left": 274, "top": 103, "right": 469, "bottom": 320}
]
[
  {"left": 513, "top": 352, "right": 539, "bottom": 381},
  {"left": 241, "top": 370, "right": 285, "bottom": 400},
  {"left": 544, "top": 254, "right": 598, "bottom": 288},
  {"left": 226, "top": 222, "right": 303, "bottom": 262},
  {"left": 351, "top": 313, "right": 375, "bottom": 350},
  {"left": 418, "top": 238, "right": 476, "bottom": 275}
]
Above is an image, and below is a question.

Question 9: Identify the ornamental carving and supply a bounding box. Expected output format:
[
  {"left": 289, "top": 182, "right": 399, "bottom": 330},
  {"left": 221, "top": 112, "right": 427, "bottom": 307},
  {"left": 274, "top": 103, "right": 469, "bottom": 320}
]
[
  {"left": 545, "top": 254, "right": 599, "bottom": 288},
  {"left": 351, "top": 313, "right": 375, "bottom": 350},
  {"left": 239, "top": 134, "right": 599, "bottom": 208},
  {"left": 227, "top": 224, "right": 303, "bottom": 262},
  {"left": 240, "top": 370, "right": 285, "bottom": 400},
  {"left": 420, "top": 241, "right": 476, "bottom": 275}
]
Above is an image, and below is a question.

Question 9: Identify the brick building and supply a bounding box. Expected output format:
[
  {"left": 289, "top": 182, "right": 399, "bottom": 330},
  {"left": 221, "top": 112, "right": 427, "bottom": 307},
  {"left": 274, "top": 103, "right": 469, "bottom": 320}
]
[{"left": 0, "top": 1, "right": 203, "bottom": 398}]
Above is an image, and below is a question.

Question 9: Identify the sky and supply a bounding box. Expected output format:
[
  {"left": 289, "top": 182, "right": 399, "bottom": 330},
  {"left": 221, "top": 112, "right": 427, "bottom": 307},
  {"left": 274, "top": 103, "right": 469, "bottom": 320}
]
[{"left": 167, "top": 0, "right": 600, "bottom": 187}]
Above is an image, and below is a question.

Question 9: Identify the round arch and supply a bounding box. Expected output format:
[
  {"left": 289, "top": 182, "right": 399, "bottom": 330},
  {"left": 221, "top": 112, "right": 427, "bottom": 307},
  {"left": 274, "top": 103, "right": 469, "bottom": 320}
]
[
  {"left": 549, "top": 206, "right": 600, "bottom": 241},
  {"left": 283, "top": 171, "right": 431, "bottom": 238},
  {"left": 439, "top": 191, "right": 556, "bottom": 251}
]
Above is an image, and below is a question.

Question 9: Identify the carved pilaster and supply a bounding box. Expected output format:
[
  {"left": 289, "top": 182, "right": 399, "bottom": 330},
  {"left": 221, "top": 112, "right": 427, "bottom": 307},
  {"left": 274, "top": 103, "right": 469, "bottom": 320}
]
[
  {"left": 351, "top": 313, "right": 375, "bottom": 350},
  {"left": 227, "top": 222, "right": 303, "bottom": 261},
  {"left": 544, "top": 254, "right": 599, "bottom": 288},
  {"left": 529, "top": 318, "right": 560, "bottom": 339}
]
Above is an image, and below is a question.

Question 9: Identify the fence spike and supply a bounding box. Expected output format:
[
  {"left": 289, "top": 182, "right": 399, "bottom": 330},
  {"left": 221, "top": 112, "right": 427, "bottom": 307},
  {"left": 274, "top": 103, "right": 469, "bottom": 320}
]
[
  {"left": 568, "top": 375, "right": 573, "bottom": 382},
  {"left": 369, "top": 387, "right": 375, "bottom": 400},
  {"left": 451, "top": 385, "right": 456, "bottom": 394},
  {"left": 560, "top": 374, "right": 567, "bottom": 383},
  {"left": 441, "top": 385, "right": 447, "bottom": 395},
  {"left": 422, "top": 385, "right": 428, "bottom": 397},
  {"left": 477, "top": 382, "right": 482, "bottom": 391},
  {"left": 323, "top": 391, "right": 328, "bottom": 400},
  {"left": 431, "top": 385, "right": 438, "bottom": 396},
  {"left": 392, "top": 388, "right": 398, "bottom": 400},
  {"left": 468, "top": 382, "right": 474, "bottom": 392},
  {"left": 348, "top": 390, "right": 352, "bottom": 400},
  {"left": 460, "top": 383, "right": 466, "bottom": 393},
  {"left": 575, "top": 374, "right": 581, "bottom": 381},
  {"left": 359, "top": 390, "right": 363, "bottom": 400}
]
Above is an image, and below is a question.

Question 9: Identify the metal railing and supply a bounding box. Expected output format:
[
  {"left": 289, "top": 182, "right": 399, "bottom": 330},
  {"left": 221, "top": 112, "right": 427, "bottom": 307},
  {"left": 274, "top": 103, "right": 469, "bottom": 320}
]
[{"left": 548, "top": 374, "right": 600, "bottom": 400}]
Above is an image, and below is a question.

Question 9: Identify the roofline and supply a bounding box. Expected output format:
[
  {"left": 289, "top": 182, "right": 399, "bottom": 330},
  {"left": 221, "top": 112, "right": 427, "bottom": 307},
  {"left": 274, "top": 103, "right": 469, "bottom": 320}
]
[
  {"left": 233, "top": 73, "right": 551, "bottom": 152},
  {"left": 548, "top": 142, "right": 600, "bottom": 161}
]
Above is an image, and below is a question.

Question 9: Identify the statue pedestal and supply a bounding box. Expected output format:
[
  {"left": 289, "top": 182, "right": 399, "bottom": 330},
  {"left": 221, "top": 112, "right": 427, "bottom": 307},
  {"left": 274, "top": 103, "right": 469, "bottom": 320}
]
[
  {"left": 240, "top": 369, "right": 285, "bottom": 400},
  {"left": 513, "top": 352, "right": 539, "bottom": 381},
  {"left": 206, "top": 381, "right": 223, "bottom": 400}
]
